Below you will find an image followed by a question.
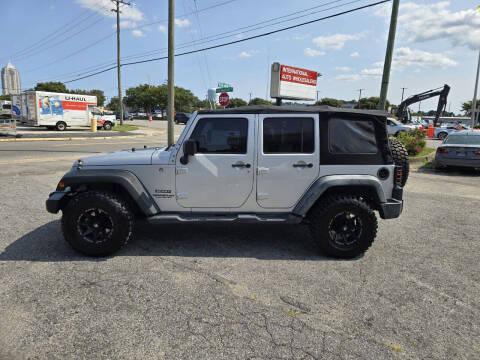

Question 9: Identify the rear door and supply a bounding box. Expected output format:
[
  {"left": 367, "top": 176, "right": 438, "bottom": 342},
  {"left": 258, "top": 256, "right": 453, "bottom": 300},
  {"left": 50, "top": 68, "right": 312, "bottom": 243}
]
[{"left": 256, "top": 114, "right": 319, "bottom": 208}]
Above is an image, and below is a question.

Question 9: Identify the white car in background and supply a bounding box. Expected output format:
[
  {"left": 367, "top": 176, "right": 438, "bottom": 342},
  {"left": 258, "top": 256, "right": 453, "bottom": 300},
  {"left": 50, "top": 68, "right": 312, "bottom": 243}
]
[{"left": 387, "top": 117, "right": 416, "bottom": 136}]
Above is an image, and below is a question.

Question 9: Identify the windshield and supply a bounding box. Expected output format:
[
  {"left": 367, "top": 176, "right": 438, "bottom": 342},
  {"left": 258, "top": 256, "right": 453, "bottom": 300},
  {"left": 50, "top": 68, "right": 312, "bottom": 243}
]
[{"left": 444, "top": 135, "right": 480, "bottom": 145}]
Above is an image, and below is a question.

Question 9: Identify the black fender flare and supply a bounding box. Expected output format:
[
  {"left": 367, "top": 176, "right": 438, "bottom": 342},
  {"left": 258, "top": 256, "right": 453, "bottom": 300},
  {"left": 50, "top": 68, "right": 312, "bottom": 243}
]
[
  {"left": 60, "top": 169, "right": 160, "bottom": 216},
  {"left": 293, "top": 175, "right": 387, "bottom": 217}
]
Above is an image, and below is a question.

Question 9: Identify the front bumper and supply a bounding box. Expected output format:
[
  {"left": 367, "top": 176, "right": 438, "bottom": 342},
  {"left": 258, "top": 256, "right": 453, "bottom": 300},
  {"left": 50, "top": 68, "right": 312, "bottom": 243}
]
[{"left": 46, "top": 190, "right": 69, "bottom": 214}]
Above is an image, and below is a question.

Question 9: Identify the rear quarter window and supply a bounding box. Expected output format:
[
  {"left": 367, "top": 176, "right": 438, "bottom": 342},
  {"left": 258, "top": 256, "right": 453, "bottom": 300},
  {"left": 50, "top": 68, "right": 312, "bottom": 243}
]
[{"left": 328, "top": 117, "right": 378, "bottom": 154}]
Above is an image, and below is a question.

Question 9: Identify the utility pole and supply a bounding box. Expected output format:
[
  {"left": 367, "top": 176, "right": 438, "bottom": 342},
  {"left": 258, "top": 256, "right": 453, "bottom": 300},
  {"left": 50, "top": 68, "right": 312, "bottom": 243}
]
[
  {"left": 357, "top": 89, "right": 364, "bottom": 108},
  {"left": 167, "top": 0, "right": 175, "bottom": 146},
  {"left": 316, "top": 90, "right": 320, "bottom": 103},
  {"left": 471, "top": 49, "right": 480, "bottom": 126},
  {"left": 401, "top": 87, "right": 407, "bottom": 102},
  {"left": 378, "top": 0, "right": 400, "bottom": 110},
  {"left": 111, "top": 0, "right": 130, "bottom": 126},
  {"left": 249, "top": 92, "right": 252, "bottom": 104}
]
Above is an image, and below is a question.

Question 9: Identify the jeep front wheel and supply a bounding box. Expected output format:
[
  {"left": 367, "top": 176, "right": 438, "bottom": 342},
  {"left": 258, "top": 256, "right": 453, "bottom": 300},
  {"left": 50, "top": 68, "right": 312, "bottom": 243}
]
[
  {"left": 309, "top": 194, "right": 378, "bottom": 259},
  {"left": 61, "top": 191, "right": 134, "bottom": 256}
]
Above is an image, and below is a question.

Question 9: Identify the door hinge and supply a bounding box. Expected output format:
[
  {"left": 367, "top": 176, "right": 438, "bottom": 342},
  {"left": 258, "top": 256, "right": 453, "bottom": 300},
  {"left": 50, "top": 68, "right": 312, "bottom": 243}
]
[
  {"left": 257, "top": 167, "right": 269, "bottom": 175},
  {"left": 176, "top": 192, "right": 188, "bottom": 199},
  {"left": 257, "top": 192, "right": 269, "bottom": 200}
]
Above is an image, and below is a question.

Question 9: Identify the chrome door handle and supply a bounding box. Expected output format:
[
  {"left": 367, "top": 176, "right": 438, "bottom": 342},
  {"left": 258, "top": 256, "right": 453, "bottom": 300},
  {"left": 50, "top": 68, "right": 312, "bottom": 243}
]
[
  {"left": 293, "top": 162, "right": 313, "bottom": 168},
  {"left": 232, "top": 162, "right": 251, "bottom": 168}
]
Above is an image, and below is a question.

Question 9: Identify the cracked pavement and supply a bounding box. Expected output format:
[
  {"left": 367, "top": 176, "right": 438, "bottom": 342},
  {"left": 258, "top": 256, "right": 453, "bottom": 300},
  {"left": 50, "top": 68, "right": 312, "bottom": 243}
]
[{"left": 0, "top": 138, "right": 479, "bottom": 359}]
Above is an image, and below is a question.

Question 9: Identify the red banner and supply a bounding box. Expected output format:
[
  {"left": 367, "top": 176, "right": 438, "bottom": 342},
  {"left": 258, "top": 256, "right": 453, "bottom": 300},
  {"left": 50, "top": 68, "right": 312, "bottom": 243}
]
[{"left": 280, "top": 65, "right": 317, "bottom": 86}]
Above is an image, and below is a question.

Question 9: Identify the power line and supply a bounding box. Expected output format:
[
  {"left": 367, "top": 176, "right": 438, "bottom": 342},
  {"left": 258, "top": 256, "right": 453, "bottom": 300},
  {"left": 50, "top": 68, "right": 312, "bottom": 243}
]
[
  {"left": 61, "top": 0, "right": 390, "bottom": 84},
  {"left": 50, "top": 0, "right": 365, "bottom": 78}
]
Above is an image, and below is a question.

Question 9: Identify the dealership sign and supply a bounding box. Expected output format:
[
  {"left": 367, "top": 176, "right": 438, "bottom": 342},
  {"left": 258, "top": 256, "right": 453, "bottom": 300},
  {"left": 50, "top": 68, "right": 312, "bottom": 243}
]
[{"left": 270, "top": 62, "right": 319, "bottom": 101}]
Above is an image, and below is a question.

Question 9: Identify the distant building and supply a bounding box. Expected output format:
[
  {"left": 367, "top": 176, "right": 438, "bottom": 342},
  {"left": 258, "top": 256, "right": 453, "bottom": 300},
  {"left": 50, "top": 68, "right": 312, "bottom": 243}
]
[{"left": 1, "top": 62, "right": 21, "bottom": 95}]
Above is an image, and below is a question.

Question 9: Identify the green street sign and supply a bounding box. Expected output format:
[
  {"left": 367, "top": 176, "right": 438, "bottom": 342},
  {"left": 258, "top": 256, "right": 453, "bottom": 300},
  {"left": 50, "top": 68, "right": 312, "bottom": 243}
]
[
  {"left": 217, "top": 82, "right": 232, "bottom": 88},
  {"left": 216, "top": 87, "right": 233, "bottom": 93}
]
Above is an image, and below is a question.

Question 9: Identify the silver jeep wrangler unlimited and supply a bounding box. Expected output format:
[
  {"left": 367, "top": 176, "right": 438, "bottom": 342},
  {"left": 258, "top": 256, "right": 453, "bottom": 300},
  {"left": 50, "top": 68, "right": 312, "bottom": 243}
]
[{"left": 47, "top": 106, "right": 408, "bottom": 259}]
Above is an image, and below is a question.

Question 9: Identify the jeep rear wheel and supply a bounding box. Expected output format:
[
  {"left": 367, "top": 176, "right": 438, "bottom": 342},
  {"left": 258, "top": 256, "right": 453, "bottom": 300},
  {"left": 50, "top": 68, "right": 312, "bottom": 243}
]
[
  {"left": 61, "top": 191, "right": 134, "bottom": 256},
  {"left": 389, "top": 137, "right": 409, "bottom": 187},
  {"left": 309, "top": 194, "right": 378, "bottom": 259}
]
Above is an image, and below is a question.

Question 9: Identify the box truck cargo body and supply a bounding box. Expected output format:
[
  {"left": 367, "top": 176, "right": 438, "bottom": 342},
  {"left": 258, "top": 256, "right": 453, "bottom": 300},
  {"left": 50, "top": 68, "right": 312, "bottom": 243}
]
[{"left": 24, "top": 91, "right": 97, "bottom": 130}]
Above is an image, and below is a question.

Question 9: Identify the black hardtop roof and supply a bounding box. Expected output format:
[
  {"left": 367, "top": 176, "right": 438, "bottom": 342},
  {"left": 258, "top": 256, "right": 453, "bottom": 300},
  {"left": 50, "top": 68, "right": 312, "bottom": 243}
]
[{"left": 197, "top": 105, "right": 388, "bottom": 117}]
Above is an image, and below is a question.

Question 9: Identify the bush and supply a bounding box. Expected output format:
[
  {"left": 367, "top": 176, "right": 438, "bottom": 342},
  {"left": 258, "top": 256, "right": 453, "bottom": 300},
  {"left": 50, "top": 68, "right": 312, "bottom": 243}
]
[
  {"left": 474, "top": 124, "right": 480, "bottom": 129},
  {"left": 396, "top": 129, "right": 426, "bottom": 156}
]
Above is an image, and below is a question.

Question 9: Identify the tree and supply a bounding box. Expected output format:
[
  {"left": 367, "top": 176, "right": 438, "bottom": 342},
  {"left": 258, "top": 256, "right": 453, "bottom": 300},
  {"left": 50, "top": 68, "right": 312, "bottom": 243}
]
[
  {"left": 124, "top": 84, "right": 159, "bottom": 114},
  {"left": 357, "top": 97, "right": 390, "bottom": 110},
  {"left": 174, "top": 86, "right": 200, "bottom": 112},
  {"left": 106, "top": 96, "right": 121, "bottom": 113},
  {"left": 0, "top": 94, "right": 10, "bottom": 101},
  {"left": 195, "top": 99, "right": 211, "bottom": 109},
  {"left": 248, "top": 97, "right": 272, "bottom": 106},
  {"left": 34, "top": 82, "right": 69, "bottom": 93},
  {"left": 227, "top": 98, "right": 247, "bottom": 108},
  {"left": 315, "top": 98, "right": 344, "bottom": 107}
]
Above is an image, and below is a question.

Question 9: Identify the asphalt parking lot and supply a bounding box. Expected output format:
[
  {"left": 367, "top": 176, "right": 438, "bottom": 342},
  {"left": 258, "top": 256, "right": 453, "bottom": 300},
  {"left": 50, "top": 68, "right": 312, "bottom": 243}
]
[{"left": 0, "top": 136, "right": 479, "bottom": 359}]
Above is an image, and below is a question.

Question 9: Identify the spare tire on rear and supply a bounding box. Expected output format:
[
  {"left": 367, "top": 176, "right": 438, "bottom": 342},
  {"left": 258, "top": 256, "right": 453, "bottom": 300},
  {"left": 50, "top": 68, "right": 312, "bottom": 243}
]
[{"left": 389, "top": 137, "right": 409, "bottom": 187}]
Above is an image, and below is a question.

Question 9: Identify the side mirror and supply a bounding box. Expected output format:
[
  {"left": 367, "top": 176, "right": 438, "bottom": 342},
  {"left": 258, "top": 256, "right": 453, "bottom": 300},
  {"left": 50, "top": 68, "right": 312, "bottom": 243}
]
[{"left": 180, "top": 139, "right": 198, "bottom": 165}]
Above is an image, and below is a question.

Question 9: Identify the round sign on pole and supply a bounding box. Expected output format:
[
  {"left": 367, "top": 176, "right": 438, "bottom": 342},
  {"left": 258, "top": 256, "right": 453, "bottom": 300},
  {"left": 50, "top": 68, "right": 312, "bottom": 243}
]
[{"left": 219, "top": 92, "right": 229, "bottom": 107}]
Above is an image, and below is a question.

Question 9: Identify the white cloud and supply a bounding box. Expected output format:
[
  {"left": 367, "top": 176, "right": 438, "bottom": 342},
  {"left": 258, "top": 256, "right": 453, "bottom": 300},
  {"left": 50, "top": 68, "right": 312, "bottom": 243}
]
[
  {"left": 312, "top": 33, "right": 363, "bottom": 50},
  {"left": 132, "top": 29, "right": 145, "bottom": 38},
  {"left": 304, "top": 48, "right": 325, "bottom": 57},
  {"left": 335, "top": 66, "right": 351, "bottom": 72},
  {"left": 174, "top": 18, "right": 191, "bottom": 28},
  {"left": 350, "top": 47, "right": 457, "bottom": 81},
  {"left": 158, "top": 24, "right": 167, "bottom": 33},
  {"left": 394, "top": 47, "right": 457, "bottom": 68},
  {"left": 117, "top": 20, "right": 137, "bottom": 29},
  {"left": 335, "top": 74, "right": 361, "bottom": 81},
  {"left": 350, "top": 52, "right": 360, "bottom": 58},
  {"left": 238, "top": 51, "right": 252, "bottom": 58},
  {"left": 76, "top": 0, "right": 144, "bottom": 22},
  {"left": 376, "top": 1, "right": 480, "bottom": 50}
]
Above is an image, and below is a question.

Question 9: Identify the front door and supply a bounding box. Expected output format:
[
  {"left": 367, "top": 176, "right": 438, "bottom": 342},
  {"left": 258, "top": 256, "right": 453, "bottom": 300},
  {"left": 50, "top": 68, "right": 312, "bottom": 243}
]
[
  {"left": 257, "top": 114, "right": 320, "bottom": 208},
  {"left": 175, "top": 115, "right": 255, "bottom": 208}
]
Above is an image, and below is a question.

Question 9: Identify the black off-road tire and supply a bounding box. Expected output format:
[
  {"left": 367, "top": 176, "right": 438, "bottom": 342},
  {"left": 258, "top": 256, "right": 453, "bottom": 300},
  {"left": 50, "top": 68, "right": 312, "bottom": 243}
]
[
  {"left": 389, "top": 137, "right": 409, "bottom": 187},
  {"left": 309, "top": 194, "right": 378, "bottom": 259},
  {"left": 61, "top": 191, "right": 134, "bottom": 256}
]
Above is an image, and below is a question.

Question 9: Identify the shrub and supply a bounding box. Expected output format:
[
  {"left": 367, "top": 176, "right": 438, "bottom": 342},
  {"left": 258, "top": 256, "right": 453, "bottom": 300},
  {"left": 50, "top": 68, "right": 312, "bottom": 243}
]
[
  {"left": 474, "top": 124, "right": 480, "bottom": 129},
  {"left": 396, "top": 129, "right": 426, "bottom": 156}
]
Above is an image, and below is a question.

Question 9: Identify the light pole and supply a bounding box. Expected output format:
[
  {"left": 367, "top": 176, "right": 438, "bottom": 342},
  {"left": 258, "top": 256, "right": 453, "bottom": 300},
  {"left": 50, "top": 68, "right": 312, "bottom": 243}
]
[
  {"left": 471, "top": 49, "right": 480, "bottom": 126},
  {"left": 167, "top": 0, "right": 175, "bottom": 146},
  {"left": 112, "top": 0, "right": 131, "bottom": 126},
  {"left": 378, "top": 0, "right": 400, "bottom": 110},
  {"left": 358, "top": 89, "right": 364, "bottom": 108}
]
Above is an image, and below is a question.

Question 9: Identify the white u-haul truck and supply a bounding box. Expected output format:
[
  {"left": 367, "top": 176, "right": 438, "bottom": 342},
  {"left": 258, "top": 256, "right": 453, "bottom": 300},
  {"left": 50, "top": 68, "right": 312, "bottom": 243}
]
[{"left": 22, "top": 91, "right": 115, "bottom": 131}]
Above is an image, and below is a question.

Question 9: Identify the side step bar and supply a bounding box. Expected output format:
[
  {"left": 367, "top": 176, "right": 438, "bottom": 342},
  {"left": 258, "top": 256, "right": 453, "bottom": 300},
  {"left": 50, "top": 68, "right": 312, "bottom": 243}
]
[{"left": 146, "top": 213, "right": 303, "bottom": 224}]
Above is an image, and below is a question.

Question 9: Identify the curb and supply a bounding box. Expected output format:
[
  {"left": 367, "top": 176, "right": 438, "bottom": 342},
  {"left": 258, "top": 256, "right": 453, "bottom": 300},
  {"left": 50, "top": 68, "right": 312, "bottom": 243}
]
[
  {"left": 409, "top": 151, "right": 436, "bottom": 164},
  {"left": 0, "top": 134, "right": 148, "bottom": 143}
]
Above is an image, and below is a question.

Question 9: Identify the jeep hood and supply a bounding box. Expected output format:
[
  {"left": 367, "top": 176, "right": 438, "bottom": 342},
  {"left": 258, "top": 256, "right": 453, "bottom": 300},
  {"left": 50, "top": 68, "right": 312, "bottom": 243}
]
[{"left": 78, "top": 147, "right": 163, "bottom": 166}]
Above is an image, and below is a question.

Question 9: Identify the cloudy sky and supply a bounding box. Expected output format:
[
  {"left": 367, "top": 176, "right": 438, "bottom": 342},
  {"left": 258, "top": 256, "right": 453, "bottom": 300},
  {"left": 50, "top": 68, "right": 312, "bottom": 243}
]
[{"left": 1, "top": 0, "right": 478, "bottom": 112}]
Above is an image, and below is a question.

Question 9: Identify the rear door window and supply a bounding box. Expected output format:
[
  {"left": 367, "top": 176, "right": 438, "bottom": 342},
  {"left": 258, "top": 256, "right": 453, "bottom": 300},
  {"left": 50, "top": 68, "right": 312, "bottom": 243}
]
[{"left": 263, "top": 117, "right": 314, "bottom": 154}]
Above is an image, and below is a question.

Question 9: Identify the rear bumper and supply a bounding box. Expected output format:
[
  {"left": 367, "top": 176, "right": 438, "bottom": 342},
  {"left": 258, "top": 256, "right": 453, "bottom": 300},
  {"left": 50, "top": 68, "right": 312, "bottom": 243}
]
[
  {"left": 379, "top": 199, "right": 403, "bottom": 219},
  {"left": 46, "top": 191, "right": 69, "bottom": 214},
  {"left": 435, "top": 156, "right": 480, "bottom": 168}
]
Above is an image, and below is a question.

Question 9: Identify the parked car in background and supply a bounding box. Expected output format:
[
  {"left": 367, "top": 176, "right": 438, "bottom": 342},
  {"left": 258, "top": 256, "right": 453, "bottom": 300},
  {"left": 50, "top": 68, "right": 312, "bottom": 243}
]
[
  {"left": 386, "top": 117, "right": 416, "bottom": 136},
  {"left": 174, "top": 112, "right": 191, "bottom": 124},
  {"left": 115, "top": 112, "right": 133, "bottom": 121},
  {"left": 435, "top": 131, "right": 480, "bottom": 169},
  {"left": 435, "top": 124, "right": 470, "bottom": 140}
]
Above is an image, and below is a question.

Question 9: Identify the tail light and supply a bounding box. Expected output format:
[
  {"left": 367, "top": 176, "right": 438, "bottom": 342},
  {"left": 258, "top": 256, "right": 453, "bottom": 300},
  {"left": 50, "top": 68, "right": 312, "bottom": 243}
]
[
  {"left": 437, "top": 147, "right": 448, "bottom": 154},
  {"left": 394, "top": 166, "right": 403, "bottom": 187},
  {"left": 474, "top": 148, "right": 480, "bottom": 156}
]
